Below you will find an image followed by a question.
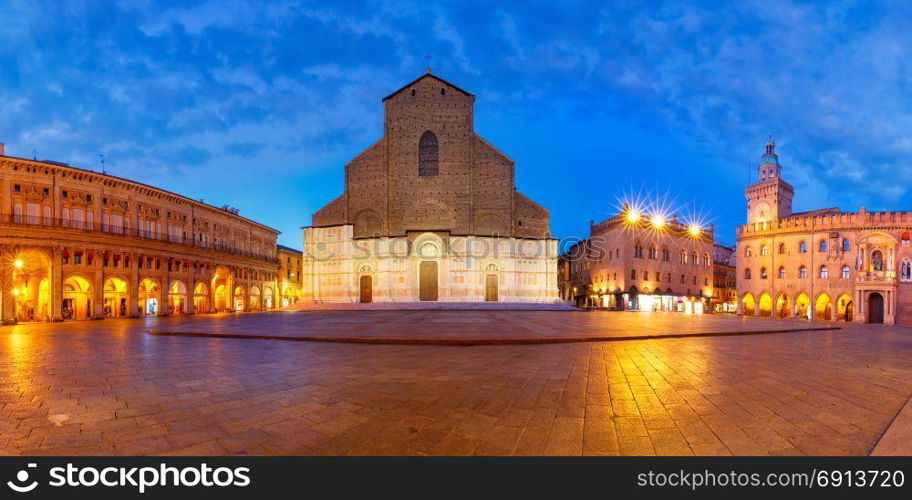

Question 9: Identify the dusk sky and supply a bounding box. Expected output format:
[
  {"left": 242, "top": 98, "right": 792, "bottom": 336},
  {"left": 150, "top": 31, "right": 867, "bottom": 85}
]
[{"left": 2, "top": 0, "right": 911, "bottom": 248}]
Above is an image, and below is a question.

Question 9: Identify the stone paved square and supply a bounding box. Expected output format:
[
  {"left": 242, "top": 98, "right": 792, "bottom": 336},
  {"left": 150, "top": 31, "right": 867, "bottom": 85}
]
[{"left": 1, "top": 311, "right": 910, "bottom": 456}]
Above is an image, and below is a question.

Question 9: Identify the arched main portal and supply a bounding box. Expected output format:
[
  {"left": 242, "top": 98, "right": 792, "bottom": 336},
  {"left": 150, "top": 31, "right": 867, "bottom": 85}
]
[
  {"left": 485, "top": 263, "right": 499, "bottom": 302},
  {"left": 138, "top": 278, "right": 161, "bottom": 316},
  {"left": 741, "top": 293, "right": 755, "bottom": 316},
  {"left": 103, "top": 277, "right": 129, "bottom": 318},
  {"left": 263, "top": 286, "right": 274, "bottom": 310},
  {"left": 418, "top": 241, "right": 439, "bottom": 302},
  {"left": 837, "top": 294, "right": 853, "bottom": 322},
  {"left": 868, "top": 292, "right": 885, "bottom": 323},
  {"left": 193, "top": 282, "right": 210, "bottom": 313},
  {"left": 775, "top": 293, "right": 790, "bottom": 319},
  {"left": 168, "top": 280, "right": 188, "bottom": 315},
  {"left": 62, "top": 275, "right": 92, "bottom": 320},
  {"left": 795, "top": 293, "right": 810, "bottom": 320},
  {"left": 9, "top": 248, "right": 52, "bottom": 322},
  {"left": 815, "top": 293, "right": 832, "bottom": 321},
  {"left": 758, "top": 293, "right": 772, "bottom": 317}
]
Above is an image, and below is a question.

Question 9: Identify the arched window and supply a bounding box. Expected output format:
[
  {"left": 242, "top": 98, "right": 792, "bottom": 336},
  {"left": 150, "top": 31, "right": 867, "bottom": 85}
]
[
  {"left": 842, "top": 238, "right": 851, "bottom": 252},
  {"left": 760, "top": 244, "right": 768, "bottom": 256},
  {"left": 648, "top": 245, "right": 657, "bottom": 259},
  {"left": 691, "top": 252, "right": 698, "bottom": 266},
  {"left": 630, "top": 269, "right": 636, "bottom": 280},
  {"left": 662, "top": 247, "right": 669, "bottom": 262},
  {"left": 744, "top": 246, "right": 752, "bottom": 257},
  {"left": 744, "top": 268, "right": 751, "bottom": 279},
  {"left": 841, "top": 265, "right": 850, "bottom": 279},
  {"left": 901, "top": 260, "right": 912, "bottom": 282},
  {"left": 778, "top": 266, "right": 786, "bottom": 279},
  {"left": 681, "top": 250, "right": 688, "bottom": 263},
  {"left": 819, "top": 266, "right": 828, "bottom": 279},
  {"left": 703, "top": 253, "right": 710, "bottom": 267},
  {"left": 760, "top": 267, "right": 768, "bottom": 279},
  {"left": 798, "top": 241, "right": 807, "bottom": 253},
  {"left": 778, "top": 243, "right": 786, "bottom": 255},
  {"left": 799, "top": 266, "right": 807, "bottom": 279},
  {"left": 819, "top": 240, "right": 827, "bottom": 252},
  {"left": 418, "top": 131, "right": 439, "bottom": 176},
  {"left": 634, "top": 242, "right": 643, "bottom": 258}
]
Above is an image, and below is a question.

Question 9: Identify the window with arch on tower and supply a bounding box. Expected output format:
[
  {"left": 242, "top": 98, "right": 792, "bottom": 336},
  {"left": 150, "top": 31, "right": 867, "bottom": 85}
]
[
  {"left": 760, "top": 267, "right": 768, "bottom": 279},
  {"left": 418, "top": 131, "right": 439, "bottom": 176},
  {"left": 778, "top": 266, "right": 786, "bottom": 279},
  {"left": 744, "top": 268, "right": 751, "bottom": 279},
  {"left": 798, "top": 241, "right": 807, "bottom": 253},
  {"left": 778, "top": 243, "right": 786, "bottom": 254},
  {"left": 842, "top": 238, "right": 851, "bottom": 252},
  {"left": 842, "top": 265, "right": 850, "bottom": 279},
  {"left": 760, "top": 244, "right": 768, "bottom": 256},
  {"left": 819, "top": 266, "right": 828, "bottom": 279},
  {"left": 744, "top": 246, "right": 752, "bottom": 257},
  {"left": 901, "top": 260, "right": 912, "bottom": 282},
  {"left": 819, "top": 240, "right": 828, "bottom": 252},
  {"left": 799, "top": 266, "right": 807, "bottom": 278}
]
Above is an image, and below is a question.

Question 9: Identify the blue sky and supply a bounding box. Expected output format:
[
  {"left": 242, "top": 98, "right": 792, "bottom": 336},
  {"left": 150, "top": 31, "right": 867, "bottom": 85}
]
[{"left": 2, "top": 0, "right": 911, "bottom": 248}]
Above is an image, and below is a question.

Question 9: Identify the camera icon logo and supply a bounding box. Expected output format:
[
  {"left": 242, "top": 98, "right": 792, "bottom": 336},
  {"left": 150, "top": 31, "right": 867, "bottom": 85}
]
[{"left": 7, "top": 463, "right": 38, "bottom": 493}]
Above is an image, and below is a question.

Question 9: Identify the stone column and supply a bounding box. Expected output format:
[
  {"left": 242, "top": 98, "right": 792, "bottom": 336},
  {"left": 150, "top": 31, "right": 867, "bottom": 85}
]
[
  {"left": 186, "top": 261, "right": 195, "bottom": 315},
  {"left": 51, "top": 247, "right": 63, "bottom": 321},
  {"left": 159, "top": 256, "right": 169, "bottom": 316},
  {"left": 129, "top": 254, "right": 140, "bottom": 317},
  {"left": 1, "top": 253, "right": 15, "bottom": 323},
  {"left": 92, "top": 263, "right": 104, "bottom": 320}
]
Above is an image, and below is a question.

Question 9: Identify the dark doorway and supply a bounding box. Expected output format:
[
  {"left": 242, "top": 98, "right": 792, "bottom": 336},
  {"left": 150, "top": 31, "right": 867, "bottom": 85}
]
[
  {"left": 419, "top": 261, "right": 438, "bottom": 301},
  {"left": 485, "top": 274, "right": 498, "bottom": 302},
  {"left": 845, "top": 301, "right": 853, "bottom": 322},
  {"left": 868, "top": 292, "right": 884, "bottom": 324},
  {"left": 359, "top": 275, "right": 372, "bottom": 303}
]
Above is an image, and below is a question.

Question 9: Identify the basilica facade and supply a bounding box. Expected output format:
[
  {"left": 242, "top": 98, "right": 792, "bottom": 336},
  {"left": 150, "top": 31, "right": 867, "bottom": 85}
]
[
  {"left": 737, "top": 138, "right": 912, "bottom": 325},
  {"left": 301, "top": 71, "right": 559, "bottom": 303}
]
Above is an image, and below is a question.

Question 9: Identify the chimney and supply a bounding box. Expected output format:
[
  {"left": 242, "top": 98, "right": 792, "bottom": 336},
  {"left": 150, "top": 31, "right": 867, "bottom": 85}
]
[{"left": 0, "top": 142, "right": 5, "bottom": 156}]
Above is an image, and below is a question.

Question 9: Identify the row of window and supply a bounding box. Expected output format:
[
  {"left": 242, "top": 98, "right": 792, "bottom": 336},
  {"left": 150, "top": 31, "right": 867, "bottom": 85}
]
[
  {"left": 745, "top": 238, "right": 851, "bottom": 257},
  {"left": 744, "top": 265, "right": 851, "bottom": 280},
  {"left": 627, "top": 270, "right": 708, "bottom": 286},
  {"left": 633, "top": 244, "right": 711, "bottom": 267}
]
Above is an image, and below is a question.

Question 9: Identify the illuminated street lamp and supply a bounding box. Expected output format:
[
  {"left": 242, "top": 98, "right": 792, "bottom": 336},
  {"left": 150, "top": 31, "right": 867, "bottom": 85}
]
[
  {"left": 650, "top": 214, "right": 666, "bottom": 229},
  {"left": 14, "top": 259, "right": 23, "bottom": 269},
  {"left": 12, "top": 288, "right": 19, "bottom": 296}
]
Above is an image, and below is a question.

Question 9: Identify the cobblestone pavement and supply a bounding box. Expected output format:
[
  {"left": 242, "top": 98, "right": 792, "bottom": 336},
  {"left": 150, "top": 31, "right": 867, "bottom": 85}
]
[{"left": 0, "top": 311, "right": 910, "bottom": 456}]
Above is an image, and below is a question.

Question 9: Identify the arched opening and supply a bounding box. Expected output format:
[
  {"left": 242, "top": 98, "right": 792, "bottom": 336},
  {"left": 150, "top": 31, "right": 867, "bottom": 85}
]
[
  {"left": 233, "top": 286, "right": 246, "bottom": 311},
  {"left": 193, "top": 282, "right": 210, "bottom": 313},
  {"left": 249, "top": 285, "right": 261, "bottom": 311},
  {"left": 9, "top": 248, "right": 52, "bottom": 322},
  {"left": 795, "top": 293, "right": 810, "bottom": 320},
  {"left": 871, "top": 250, "right": 884, "bottom": 272},
  {"left": 358, "top": 264, "right": 373, "bottom": 304},
  {"left": 62, "top": 275, "right": 93, "bottom": 320},
  {"left": 815, "top": 293, "right": 832, "bottom": 321},
  {"left": 758, "top": 293, "right": 772, "bottom": 317},
  {"left": 418, "top": 241, "right": 439, "bottom": 301},
  {"left": 138, "top": 279, "right": 160, "bottom": 316},
  {"left": 741, "top": 293, "right": 755, "bottom": 316},
  {"left": 867, "top": 292, "right": 884, "bottom": 323},
  {"left": 212, "top": 266, "right": 231, "bottom": 311},
  {"left": 418, "top": 131, "right": 439, "bottom": 176},
  {"left": 168, "top": 280, "right": 188, "bottom": 315},
  {"left": 103, "top": 276, "right": 129, "bottom": 318},
  {"left": 263, "top": 287, "right": 275, "bottom": 310},
  {"left": 353, "top": 210, "right": 382, "bottom": 238},
  {"left": 282, "top": 286, "right": 295, "bottom": 307},
  {"left": 836, "top": 294, "right": 853, "bottom": 322},
  {"left": 775, "top": 293, "right": 790, "bottom": 319}
]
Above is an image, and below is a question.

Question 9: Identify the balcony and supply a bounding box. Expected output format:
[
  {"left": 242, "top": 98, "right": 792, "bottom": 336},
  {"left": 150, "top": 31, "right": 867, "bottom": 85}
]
[
  {"left": 855, "top": 270, "right": 895, "bottom": 285},
  {"left": 2, "top": 214, "right": 277, "bottom": 263}
]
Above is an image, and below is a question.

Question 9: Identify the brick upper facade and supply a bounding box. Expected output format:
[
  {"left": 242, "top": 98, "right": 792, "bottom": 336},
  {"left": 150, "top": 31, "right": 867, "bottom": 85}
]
[{"left": 312, "top": 71, "right": 550, "bottom": 239}]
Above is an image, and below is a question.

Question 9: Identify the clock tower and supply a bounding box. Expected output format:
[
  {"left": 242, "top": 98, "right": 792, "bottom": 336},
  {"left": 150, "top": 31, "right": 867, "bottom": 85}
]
[{"left": 745, "top": 136, "right": 793, "bottom": 224}]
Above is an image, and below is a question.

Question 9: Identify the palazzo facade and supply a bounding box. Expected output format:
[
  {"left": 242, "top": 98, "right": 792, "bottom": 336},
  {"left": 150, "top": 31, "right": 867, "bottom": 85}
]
[
  {"left": 0, "top": 145, "right": 280, "bottom": 323},
  {"left": 737, "top": 138, "right": 912, "bottom": 325},
  {"left": 302, "top": 71, "right": 559, "bottom": 303},
  {"left": 561, "top": 208, "right": 715, "bottom": 312}
]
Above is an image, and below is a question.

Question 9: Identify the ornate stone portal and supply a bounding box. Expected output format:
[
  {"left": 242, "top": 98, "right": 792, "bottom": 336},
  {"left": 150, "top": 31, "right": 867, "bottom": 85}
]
[{"left": 302, "top": 72, "right": 559, "bottom": 303}]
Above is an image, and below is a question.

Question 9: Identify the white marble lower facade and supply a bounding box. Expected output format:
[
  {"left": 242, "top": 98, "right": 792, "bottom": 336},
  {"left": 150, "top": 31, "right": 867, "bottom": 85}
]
[{"left": 301, "top": 225, "right": 560, "bottom": 303}]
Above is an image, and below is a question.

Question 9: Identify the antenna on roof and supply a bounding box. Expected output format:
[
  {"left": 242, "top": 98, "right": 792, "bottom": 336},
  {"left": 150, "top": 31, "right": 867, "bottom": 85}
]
[
  {"left": 32, "top": 148, "right": 37, "bottom": 160},
  {"left": 98, "top": 151, "right": 106, "bottom": 174},
  {"left": 424, "top": 53, "right": 433, "bottom": 73}
]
